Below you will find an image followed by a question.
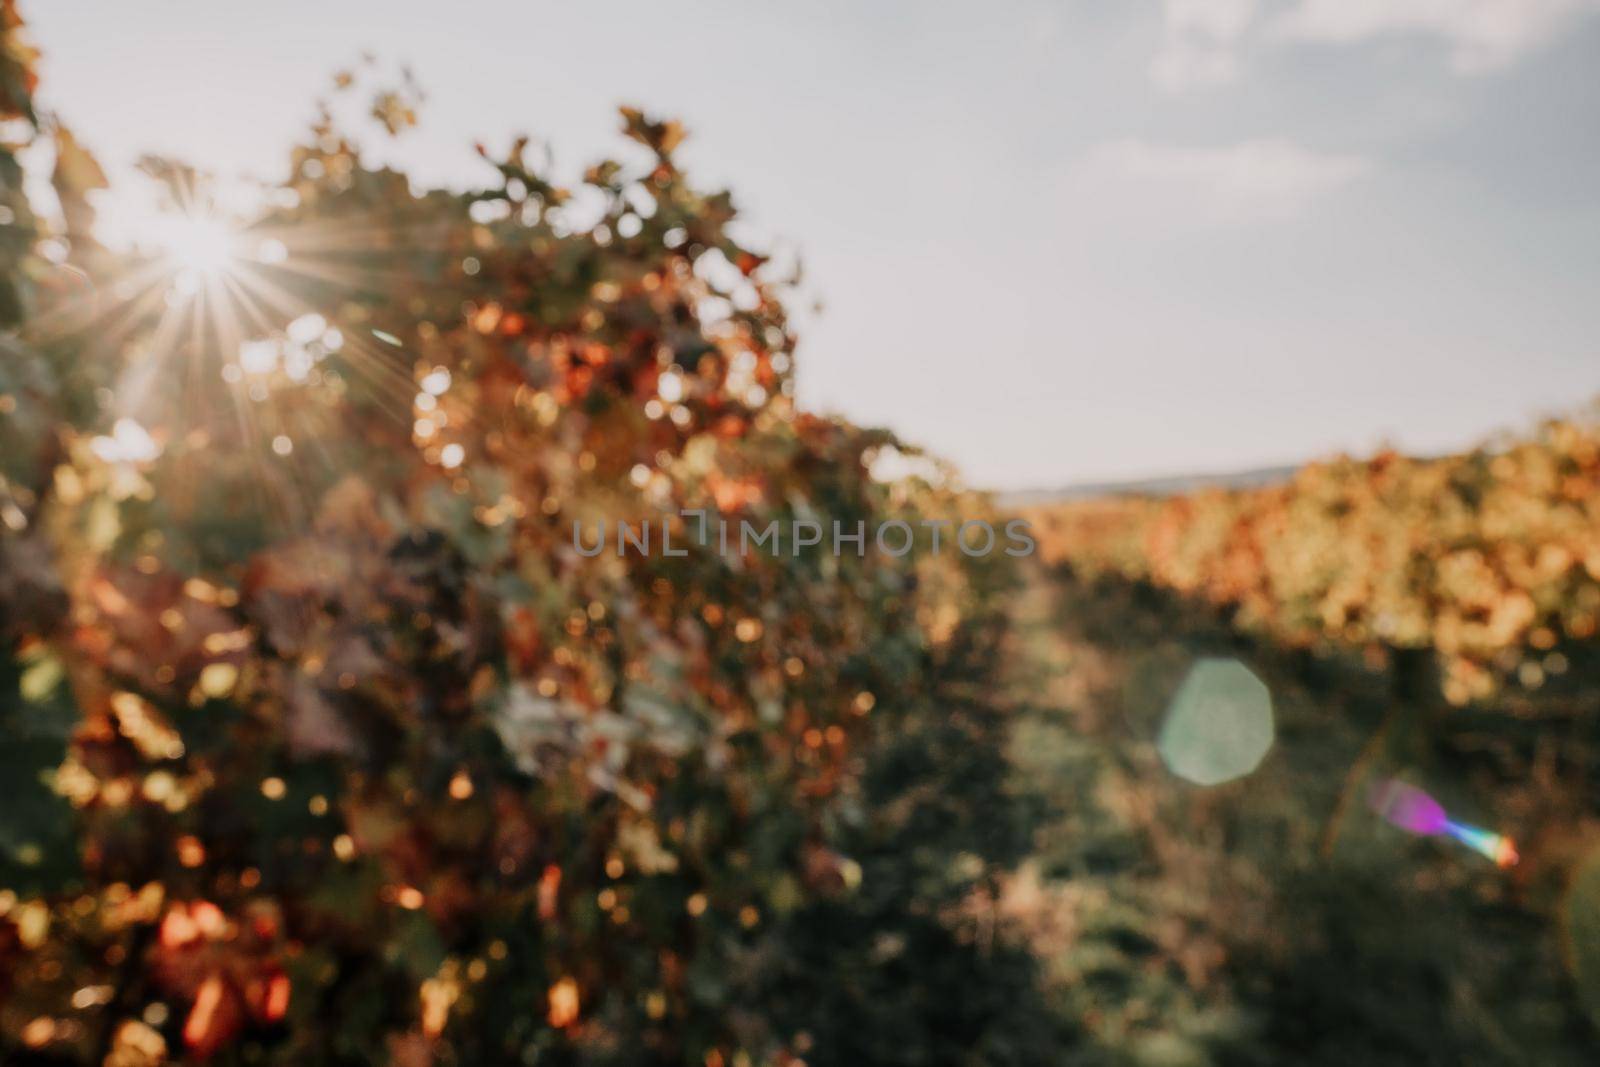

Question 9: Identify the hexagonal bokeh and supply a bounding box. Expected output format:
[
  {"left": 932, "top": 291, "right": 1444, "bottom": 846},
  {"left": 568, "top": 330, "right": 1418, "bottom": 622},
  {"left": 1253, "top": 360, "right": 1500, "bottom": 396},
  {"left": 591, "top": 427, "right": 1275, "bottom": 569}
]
[{"left": 1157, "top": 657, "right": 1274, "bottom": 786}]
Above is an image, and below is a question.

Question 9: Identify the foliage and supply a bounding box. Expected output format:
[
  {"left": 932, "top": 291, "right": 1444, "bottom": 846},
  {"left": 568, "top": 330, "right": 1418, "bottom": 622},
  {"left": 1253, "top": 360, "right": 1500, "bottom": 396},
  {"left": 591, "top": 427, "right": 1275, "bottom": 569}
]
[
  {"left": 1007, "top": 546, "right": 1600, "bottom": 1066},
  {"left": 1025, "top": 423, "right": 1600, "bottom": 706},
  {"left": 0, "top": 19, "right": 1052, "bottom": 1067},
  {"left": 1015, "top": 420, "right": 1600, "bottom": 1064}
]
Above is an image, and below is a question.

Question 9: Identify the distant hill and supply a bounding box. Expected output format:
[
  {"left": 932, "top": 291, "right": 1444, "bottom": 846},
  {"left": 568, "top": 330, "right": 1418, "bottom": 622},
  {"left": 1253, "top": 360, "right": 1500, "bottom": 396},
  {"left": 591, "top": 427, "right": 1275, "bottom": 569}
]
[{"left": 996, "top": 463, "right": 1299, "bottom": 507}]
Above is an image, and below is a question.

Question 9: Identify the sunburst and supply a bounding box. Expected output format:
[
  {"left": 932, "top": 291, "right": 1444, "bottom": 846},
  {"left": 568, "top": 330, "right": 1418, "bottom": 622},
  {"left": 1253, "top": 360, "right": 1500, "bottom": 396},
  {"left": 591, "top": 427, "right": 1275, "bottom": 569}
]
[
  {"left": 153, "top": 209, "right": 238, "bottom": 283},
  {"left": 27, "top": 171, "right": 425, "bottom": 537}
]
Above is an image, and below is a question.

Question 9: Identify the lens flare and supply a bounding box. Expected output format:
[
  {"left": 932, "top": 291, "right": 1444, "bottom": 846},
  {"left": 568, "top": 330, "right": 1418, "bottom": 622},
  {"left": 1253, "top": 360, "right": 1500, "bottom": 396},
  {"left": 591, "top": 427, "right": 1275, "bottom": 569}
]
[
  {"left": 1157, "top": 657, "right": 1275, "bottom": 786},
  {"left": 1369, "top": 779, "right": 1518, "bottom": 868}
]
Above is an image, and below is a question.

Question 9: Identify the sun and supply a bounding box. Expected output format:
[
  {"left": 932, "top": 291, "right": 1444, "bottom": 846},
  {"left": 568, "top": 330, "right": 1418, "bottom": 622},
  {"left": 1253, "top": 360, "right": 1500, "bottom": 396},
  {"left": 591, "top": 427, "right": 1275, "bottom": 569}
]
[{"left": 153, "top": 211, "right": 239, "bottom": 278}]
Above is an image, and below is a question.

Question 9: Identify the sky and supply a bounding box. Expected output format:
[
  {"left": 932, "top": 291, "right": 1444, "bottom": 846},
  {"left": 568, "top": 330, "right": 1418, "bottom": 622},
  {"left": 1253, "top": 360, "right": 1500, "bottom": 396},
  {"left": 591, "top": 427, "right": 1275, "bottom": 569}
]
[{"left": 22, "top": 0, "right": 1600, "bottom": 490}]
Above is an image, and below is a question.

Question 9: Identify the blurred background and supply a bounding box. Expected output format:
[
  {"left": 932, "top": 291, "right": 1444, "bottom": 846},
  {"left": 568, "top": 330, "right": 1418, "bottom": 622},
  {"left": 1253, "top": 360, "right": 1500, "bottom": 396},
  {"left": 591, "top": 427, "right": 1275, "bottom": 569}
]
[{"left": 3, "top": 3, "right": 1600, "bottom": 1066}]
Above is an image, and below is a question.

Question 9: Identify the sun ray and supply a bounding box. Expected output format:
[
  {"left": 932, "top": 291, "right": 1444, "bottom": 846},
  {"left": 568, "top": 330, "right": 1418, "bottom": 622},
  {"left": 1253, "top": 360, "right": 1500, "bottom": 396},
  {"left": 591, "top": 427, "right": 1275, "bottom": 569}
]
[{"left": 24, "top": 165, "right": 495, "bottom": 550}]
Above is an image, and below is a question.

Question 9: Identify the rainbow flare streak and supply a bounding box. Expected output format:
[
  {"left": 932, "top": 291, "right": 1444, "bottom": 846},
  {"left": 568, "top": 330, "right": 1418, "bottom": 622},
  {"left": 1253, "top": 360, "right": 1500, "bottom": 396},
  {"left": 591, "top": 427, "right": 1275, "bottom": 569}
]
[
  {"left": 1369, "top": 780, "right": 1518, "bottom": 868},
  {"left": 1443, "top": 821, "right": 1519, "bottom": 868}
]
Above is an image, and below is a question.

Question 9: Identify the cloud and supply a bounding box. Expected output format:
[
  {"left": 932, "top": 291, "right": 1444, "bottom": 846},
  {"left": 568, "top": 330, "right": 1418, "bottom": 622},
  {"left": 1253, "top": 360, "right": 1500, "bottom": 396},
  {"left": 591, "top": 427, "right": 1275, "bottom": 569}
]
[
  {"left": 1150, "top": 0, "right": 1600, "bottom": 90},
  {"left": 1271, "top": 0, "right": 1600, "bottom": 72},
  {"left": 1074, "top": 138, "right": 1372, "bottom": 221},
  {"left": 1151, "top": 0, "right": 1259, "bottom": 90}
]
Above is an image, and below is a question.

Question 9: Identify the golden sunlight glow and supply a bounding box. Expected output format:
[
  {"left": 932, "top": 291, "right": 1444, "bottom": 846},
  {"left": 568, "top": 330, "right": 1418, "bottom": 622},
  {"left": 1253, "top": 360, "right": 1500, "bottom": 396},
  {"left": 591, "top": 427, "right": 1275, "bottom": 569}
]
[
  {"left": 153, "top": 211, "right": 238, "bottom": 280},
  {"left": 37, "top": 174, "right": 430, "bottom": 538}
]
